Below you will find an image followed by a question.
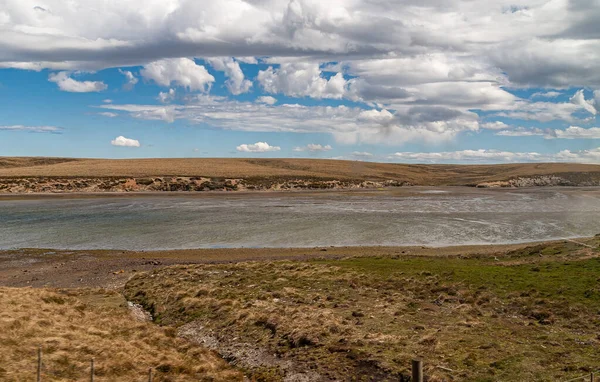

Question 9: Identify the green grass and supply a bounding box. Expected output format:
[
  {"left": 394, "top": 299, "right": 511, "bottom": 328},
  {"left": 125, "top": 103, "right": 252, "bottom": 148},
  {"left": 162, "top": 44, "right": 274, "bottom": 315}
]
[
  {"left": 326, "top": 255, "right": 600, "bottom": 306},
  {"left": 124, "top": 239, "right": 600, "bottom": 381}
]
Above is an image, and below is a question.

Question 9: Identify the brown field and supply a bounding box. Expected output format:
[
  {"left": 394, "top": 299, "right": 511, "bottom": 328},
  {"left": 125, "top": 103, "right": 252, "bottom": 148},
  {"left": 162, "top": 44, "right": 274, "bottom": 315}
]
[
  {"left": 2, "top": 157, "right": 600, "bottom": 185},
  {"left": 0, "top": 287, "right": 242, "bottom": 381}
]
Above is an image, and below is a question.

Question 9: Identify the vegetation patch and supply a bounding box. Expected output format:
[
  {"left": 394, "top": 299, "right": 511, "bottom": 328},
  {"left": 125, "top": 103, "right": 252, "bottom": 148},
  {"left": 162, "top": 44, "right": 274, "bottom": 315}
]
[{"left": 124, "top": 238, "right": 600, "bottom": 381}]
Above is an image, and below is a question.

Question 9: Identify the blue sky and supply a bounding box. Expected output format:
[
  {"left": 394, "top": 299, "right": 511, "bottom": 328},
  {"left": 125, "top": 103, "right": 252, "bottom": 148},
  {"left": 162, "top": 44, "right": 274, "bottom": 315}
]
[{"left": 1, "top": 0, "right": 599, "bottom": 164}]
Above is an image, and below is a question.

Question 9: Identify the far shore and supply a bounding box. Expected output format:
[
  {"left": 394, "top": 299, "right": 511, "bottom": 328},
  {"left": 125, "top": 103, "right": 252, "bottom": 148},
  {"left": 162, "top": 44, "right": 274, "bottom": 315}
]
[{"left": 2, "top": 185, "right": 600, "bottom": 201}]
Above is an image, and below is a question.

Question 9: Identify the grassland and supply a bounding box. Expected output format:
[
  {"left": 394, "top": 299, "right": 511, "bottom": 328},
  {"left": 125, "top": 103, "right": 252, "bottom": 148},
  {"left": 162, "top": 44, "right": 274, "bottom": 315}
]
[
  {"left": 123, "top": 237, "right": 600, "bottom": 381},
  {"left": 2, "top": 157, "right": 600, "bottom": 186},
  {"left": 0, "top": 287, "right": 242, "bottom": 381}
]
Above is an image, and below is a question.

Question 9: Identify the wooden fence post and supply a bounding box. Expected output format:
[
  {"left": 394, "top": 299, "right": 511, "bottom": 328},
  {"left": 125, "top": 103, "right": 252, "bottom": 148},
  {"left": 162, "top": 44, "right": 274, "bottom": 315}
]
[
  {"left": 37, "top": 347, "right": 42, "bottom": 382},
  {"left": 412, "top": 359, "right": 423, "bottom": 382},
  {"left": 90, "top": 359, "right": 94, "bottom": 382},
  {"left": 591, "top": 372, "right": 595, "bottom": 382},
  {"left": 148, "top": 368, "right": 153, "bottom": 382}
]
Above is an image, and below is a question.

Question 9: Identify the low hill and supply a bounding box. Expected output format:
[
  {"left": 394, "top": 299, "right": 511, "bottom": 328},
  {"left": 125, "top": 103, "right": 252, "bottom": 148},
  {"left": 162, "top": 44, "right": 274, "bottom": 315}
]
[{"left": 1, "top": 157, "right": 600, "bottom": 187}]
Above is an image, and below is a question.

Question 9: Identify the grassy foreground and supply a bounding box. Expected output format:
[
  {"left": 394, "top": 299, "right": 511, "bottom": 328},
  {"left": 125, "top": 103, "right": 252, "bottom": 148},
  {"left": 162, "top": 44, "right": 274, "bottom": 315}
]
[
  {"left": 124, "top": 238, "right": 600, "bottom": 381},
  {"left": 0, "top": 288, "right": 241, "bottom": 381}
]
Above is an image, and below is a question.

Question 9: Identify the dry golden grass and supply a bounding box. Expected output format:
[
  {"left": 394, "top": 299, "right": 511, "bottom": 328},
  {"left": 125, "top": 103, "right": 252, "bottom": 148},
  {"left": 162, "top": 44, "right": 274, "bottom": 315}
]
[
  {"left": 0, "top": 287, "right": 242, "bottom": 381},
  {"left": 124, "top": 238, "right": 600, "bottom": 381},
  {"left": 1, "top": 157, "right": 600, "bottom": 185}
]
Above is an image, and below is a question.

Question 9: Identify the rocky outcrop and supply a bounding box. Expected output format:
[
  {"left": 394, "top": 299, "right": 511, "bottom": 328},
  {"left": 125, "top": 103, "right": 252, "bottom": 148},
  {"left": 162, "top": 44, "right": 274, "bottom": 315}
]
[
  {"left": 476, "top": 174, "right": 600, "bottom": 188},
  {"left": 0, "top": 177, "right": 412, "bottom": 194}
]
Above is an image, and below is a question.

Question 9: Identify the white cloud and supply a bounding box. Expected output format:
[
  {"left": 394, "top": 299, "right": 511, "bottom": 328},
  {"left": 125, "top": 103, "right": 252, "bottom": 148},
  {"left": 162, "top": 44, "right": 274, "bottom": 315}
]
[
  {"left": 256, "top": 96, "right": 277, "bottom": 105},
  {"left": 391, "top": 147, "right": 600, "bottom": 164},
  {"left": 236, "top": 142, "right": 281, "bottom": 153},
  {"left": 118, "top": 69, "right": 138, "bottom": 90},
  {"left": 293, "top": 144, "right": 333, "bottom": 152},
  {"left": 111, "top": 136, "right": 140, "bottom": 147},
  {"left": 553, "top": 126, "right": 600, "bottom": 140},
  {"left": 140, "top": 58, "right": 214, "bottom": 92},
  {"left": 4, "top": 0, "right": 600, "bottom": 151},
  {"left": 99, "top": 97, "right": 481, "bottom": 145},
  {"left": 495, "top": 126, "right": 600, "bottom": 140},
  {"left": 392, "top": 149, "right": 544, "bottom": 163},
  {"left": 258, "top": 63, "right": 346, "bottom": 99},
  {"left": 98, "top": 112, "right": 118, "bottom": 118},
  {"left": 48, "top": 71, "right": 107, "bottom": 93},
  {"left": 554, "top": 148, "right": 600, "bottom": 163},
  {"left": 206, "top": 57, "right": 252, "bottom": 95},
  {"left": 1, "top": 0, "right": 599, "bottom": 94},
  {"left": 235, "top": 57, "right": 258, "bottom": 64},
  {"left": 495, "top": 127, "right": 546, "bottom": 137},
  {"left": 0, "top": 125, "right": 62, "bottom": 133},
  {"left": 158, "top": 89, "right": 176, "bottom": 103},
  {"left": 352, "top": 151, "right": 373, "bottom": 157},
  {"left": 494, "top": 101, "right": 587, "bottom": 123},
  {"left": 103, "top": 99, "right": 113, "bottom": 103},
  {"left": 481, "top": 121, "right": 510, "bottom": 130},
  {"left": 531, "top": 91, "right": 561, "bottom": 99},
  {"left": 570, "top": 89, "right": 597, "bottom": 115}
]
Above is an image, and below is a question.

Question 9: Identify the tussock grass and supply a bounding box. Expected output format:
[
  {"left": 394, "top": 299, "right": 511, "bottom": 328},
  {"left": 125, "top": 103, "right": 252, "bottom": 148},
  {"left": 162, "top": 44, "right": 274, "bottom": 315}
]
[
  {"left": 125, "top": 238, "right": 600, "bottom": 381},
  {"left": 0, "top": 287, "right": 242, "bottom": 381}
]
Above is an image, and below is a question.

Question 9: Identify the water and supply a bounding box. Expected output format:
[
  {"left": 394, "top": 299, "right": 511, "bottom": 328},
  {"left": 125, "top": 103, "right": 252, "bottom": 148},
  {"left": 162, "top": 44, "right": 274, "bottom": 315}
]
[{"left": 1, "top": 188, "right": 599, "bottom": 250}]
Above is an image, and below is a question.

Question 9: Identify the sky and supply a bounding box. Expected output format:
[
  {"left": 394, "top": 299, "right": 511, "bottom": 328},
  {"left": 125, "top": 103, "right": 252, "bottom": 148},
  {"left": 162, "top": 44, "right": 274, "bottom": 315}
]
[{"left": 0, "top": 0, "right": 599, "bottom": 164}]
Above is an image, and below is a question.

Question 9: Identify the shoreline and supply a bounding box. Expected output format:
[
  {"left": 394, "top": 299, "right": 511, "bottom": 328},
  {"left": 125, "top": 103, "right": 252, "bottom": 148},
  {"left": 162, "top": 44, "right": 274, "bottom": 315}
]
[
  {"left": 2, "top": 184, "right": 600, "bottom": 201},
  {"left": 2, "top": 238, "right": 596, "bottom": 289}
]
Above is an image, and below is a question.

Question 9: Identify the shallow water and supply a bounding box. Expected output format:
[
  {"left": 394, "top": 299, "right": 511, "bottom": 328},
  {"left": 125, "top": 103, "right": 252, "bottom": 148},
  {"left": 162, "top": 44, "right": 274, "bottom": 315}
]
[{"left": 1, "top": 188, "right": 599, "bottom": 250}]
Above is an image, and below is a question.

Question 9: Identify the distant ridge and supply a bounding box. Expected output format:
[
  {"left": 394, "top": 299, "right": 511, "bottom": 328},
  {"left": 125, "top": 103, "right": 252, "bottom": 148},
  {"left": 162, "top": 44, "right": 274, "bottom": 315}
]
[{"left": 0, "top": 157, "right": 599, "bottom": 189}]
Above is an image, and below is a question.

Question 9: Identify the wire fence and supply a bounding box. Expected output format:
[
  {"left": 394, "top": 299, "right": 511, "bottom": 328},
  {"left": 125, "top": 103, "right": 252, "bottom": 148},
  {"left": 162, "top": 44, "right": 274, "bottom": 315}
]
[
  {"left": 562, "top": 371, "right": 599, "bottom": 382},
  {"left": 35, "top": 347, "right": 155, "bottom": 382},
  {"left": 31, "top": 347, "right": 599, "bottom": 381}
]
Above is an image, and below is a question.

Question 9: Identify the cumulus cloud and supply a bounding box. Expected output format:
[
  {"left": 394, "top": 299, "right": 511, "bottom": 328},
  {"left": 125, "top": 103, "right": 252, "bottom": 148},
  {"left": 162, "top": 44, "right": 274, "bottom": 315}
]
[
  {"left": 98, "top": 112, "right": 118, "bottom": 118},
  {"left": 570, "top": 89, "right": 597, "bottom": 115},
  {"left": 495, "top": 127, "right": 546, "bottom": 137},
  {"left": 531, "top": 91, "right": 561, "bottom": 99},
  {"left": 352, "top": 151, "right": 373, "bottom": 158},
  {"left": 258, "top": 63, "right": 346, "bottom": 99},
  {"left": 140, "top": 58, "right": 214, "bottom": 92},
  {"left": 480, "top": 121, "right": 511, "bottom": 130},
  {"left": 99, "top": 97, "right": 481, "bottom": 145},
  {"left": 256, "top": 96, "right": 277, "bottom": 105},
  {"left": 0, "top": 125, "right": 62, "bottom": 133},
  {"left": 236, "top": 142, "right": 281, "bottom": 153},
  {"left": 15, "top": 0, "right": 597, "bottom": 154},
  {"left": 48, "top": 71, "right": 107, "bottom": 92},
  {"left": 293, "top": 144, "right": 333, "bottom": 152},
  {"left": 392, "top": 148, "right": 600, "bottom": 164},
  {"left": 4, "top": 0, "right": 600, "bottom": 153},
  {"left": 118, "top": 69, "right": 138, "bottom": 90},
  {"left": 1, "top": 0, "right": 599, "bottom": 93},
  {"left": 206, "top": 57, "right": 252, "bottom": 95},
  {"left": 553, "top": 126, "right": 600, "bottom": 140},
  {"left": 392, "top": 149, "right": 544, "bottom": 164},
  {"left": 111, "top": 136, "right": 140, "bottom": 147},
  {"left": 158, "top": 89, "right": 176, "bottom": 103},
  {"left": 496, "top": 126, "right": 600, "bottom": 140},
  {"left": 494, "top": 101, "right": 588, "bottom": 123}
]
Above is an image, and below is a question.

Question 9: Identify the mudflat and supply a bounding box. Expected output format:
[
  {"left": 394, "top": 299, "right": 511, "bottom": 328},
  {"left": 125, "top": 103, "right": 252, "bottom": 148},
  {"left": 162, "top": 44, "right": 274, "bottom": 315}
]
[{"left": 0, "top": 241, "right": 587, "bottom": 289}]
